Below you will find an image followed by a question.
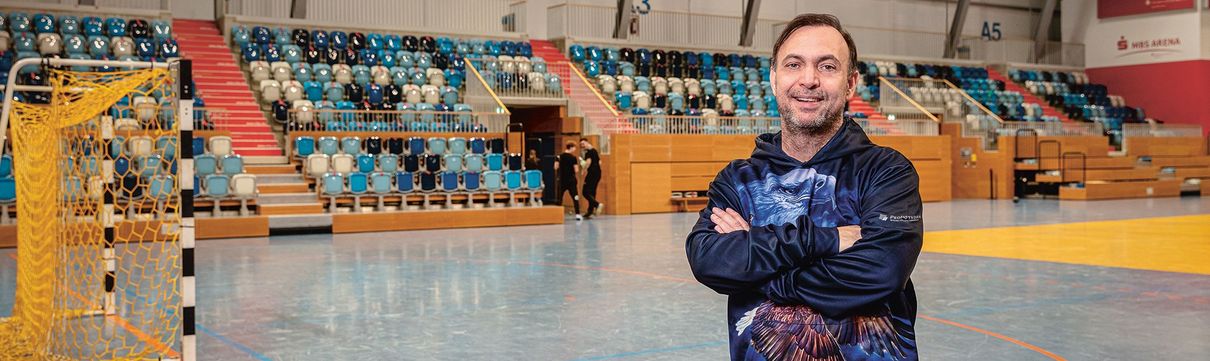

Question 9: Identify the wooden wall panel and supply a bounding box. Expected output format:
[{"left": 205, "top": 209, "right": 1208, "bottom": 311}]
[
  {"left": 871, "top": 136, "right": 948, "bottom": 160},
  {"left": 913, "top": 159, "right": 952, "bottom": 202},
  {"left": 332, "top": 207, "right": 563, "bottom": 233},
  {"left": 1125, "top": 137, "right": 1206, "bottom": 157},
  {"left": 630, "top": 163, "right": 674, "bottom": 213},
  {"left": 608, "top": 134, "right": 953, "bottom": 214}
]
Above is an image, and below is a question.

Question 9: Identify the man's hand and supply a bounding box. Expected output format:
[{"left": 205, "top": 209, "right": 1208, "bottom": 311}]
[
  {"left": 710, "top": 207, "right": 749, "bottom": 233},
  {"left": 712, "top": 206, "right": 860, "bottom": 252},
  {"left": 838, "top": 225, "right": 861, "bottom": 252}
]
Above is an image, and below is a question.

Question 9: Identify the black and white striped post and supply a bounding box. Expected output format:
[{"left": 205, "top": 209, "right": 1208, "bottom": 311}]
[
  {"left": 176, "top": 59, "right": 197, "bottom": 361},
  {"left": 100, "top": 81, "right": 117, "bottom": 317}
]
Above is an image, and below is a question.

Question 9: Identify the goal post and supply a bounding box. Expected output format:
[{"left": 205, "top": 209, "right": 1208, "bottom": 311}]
[{"left": 0, "top": 57, "right": 195, "bottom": 361}]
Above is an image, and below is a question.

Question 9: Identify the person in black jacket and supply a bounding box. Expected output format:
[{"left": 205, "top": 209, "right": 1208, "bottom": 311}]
[
  {"left": 686, "top": 14, "right": 923, "bottom": 361},
  {"left": 579, "top": 138, "right": 601, "bottom": 218},
  {"left": 554, "top": 141, "right": 582, "bottom": 221}
]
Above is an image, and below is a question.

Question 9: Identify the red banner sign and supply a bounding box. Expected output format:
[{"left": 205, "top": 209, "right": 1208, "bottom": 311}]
[{"left": 1099, "top": 0, "right": 1194, "bottom": 19}]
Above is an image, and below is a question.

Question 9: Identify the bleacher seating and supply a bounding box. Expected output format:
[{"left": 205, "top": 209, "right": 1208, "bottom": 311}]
[
  {"left": 856, "top": 60, "right": 1053, "bottom": 123},
  {"left": 0, "top": 11, "right": 177, "bottom": 88},
  {"left": 233, "top": 25, "right": 518, "bottom": 132},
  {"left": 294, "top": 134, "right": 542, "bottom": 212},
  {"left": 571, "top": 44, "right": 778, "bottom": 119},
  {"left": 1009, "top": 68, "right": 1147, "bottom": 140}
]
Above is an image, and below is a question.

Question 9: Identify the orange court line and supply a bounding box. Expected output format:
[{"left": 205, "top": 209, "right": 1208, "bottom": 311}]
[
  {"left": 438, "top": 256, "right": 1066, "bottom": 359},
  {"left": 919, "top": 314, "right": 1066, "bottom": 361},
  {"left": 61, "top": 281, "right": 181, "bottom": 359}
]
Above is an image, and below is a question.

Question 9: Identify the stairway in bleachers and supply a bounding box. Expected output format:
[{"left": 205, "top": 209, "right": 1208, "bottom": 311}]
[
  {"left": 986, "top": 67, "right": 1071, "bottom": 123},
  {"left": 847, "top": 96, "right": 901, "bottom": 135},
  {"left": 173, "top": 19, "right": 283, "bottom": 158},
  {"left": 530, "top": 40, "right": 633, "bottom": 133}
]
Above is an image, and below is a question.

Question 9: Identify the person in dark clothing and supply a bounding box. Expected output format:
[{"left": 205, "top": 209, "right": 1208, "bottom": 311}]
[
  {"left": 554, "top": 141, "right": 582, "bottom": 221},
  {"left": 524, "top": 149, "right": 541, "bottom": 171},
  {"left": 686, "top": 14, "right": 923, "bottom": 361},
  {"left": 579, "top": 138, "right": 602, "bottom": 218}
]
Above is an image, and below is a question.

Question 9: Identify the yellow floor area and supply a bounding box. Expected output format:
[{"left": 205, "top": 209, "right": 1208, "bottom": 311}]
[{"left": 923, "top": 214, "right": 1210, "bottom": 275}]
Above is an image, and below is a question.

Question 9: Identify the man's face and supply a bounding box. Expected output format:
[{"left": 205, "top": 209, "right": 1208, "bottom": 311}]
[
  {"left": 579, "top": 140, "right": 590, "bottom": 149},
  {"left": 770, "top": 26, "right": 858, "bottom": 134}
]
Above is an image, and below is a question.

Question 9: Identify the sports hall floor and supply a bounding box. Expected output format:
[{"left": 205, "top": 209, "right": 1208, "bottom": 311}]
[{"left": 3, "top": 197, "right": 1210, "bottom": 360}]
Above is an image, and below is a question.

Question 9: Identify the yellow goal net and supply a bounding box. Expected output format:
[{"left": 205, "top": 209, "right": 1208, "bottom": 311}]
[{"left": 0, "top": 60, "right": 195, "bottom": 361}]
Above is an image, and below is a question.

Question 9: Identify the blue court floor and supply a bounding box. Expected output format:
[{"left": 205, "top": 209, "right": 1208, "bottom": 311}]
[{"left": 3, "top": 197, "right": 1210, "bottom": 360}]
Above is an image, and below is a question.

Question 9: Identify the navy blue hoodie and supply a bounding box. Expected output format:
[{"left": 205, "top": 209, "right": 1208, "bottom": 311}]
[{"left": 686, "top": 117, "right": 923, "bottom": 361}]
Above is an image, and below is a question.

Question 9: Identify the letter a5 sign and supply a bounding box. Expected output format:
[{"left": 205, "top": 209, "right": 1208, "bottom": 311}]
[{"left": 1098, "top": 0, "right": 1194, "bottom": 19}]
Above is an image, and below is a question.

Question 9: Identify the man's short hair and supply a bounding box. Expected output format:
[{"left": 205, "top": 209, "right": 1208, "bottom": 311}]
[
  {"left": 772, "top": 13, "right": 858, "bottom": 73},
  {"left": 579, "top": 138, "right": 590, "bottom": 143},
  {"left": 565, "top": 141, "right": 576, "bottom": 150}
]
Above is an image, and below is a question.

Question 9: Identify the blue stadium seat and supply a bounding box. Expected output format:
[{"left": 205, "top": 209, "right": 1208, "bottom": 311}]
[
  {"left": 347, "top": 172, "right": 368, "bottom": 211},
  {"left": 204, "top": 174, "right": 230, "bottom": 214},
  {"left": 524, "top": 169, "right": 544, "bottom": 206},
  {"left": 113, "top": 156, "right": 131, "bottom": 177},
  {"left": 0, "top": 155, "right": 12, "bottom": 178},
  {"left": 440, "top": 171, "right": 460, "bottom": 192},
  {"left": 356, "top": 154, "right": 375, "bottom": 173},
  {"left": 378, "top": 154, "right": 399, "bottom": 173},
  {"left": 194, "top": 154, "right": 217, "bottom": 178},
  {"left": 294, "top": 136, "right": 315, "bottom": 158},
  {"left": 486, "top": 153, "right": 504, "bottom": 171},
  {"left": 317, "top": 136, "right": 339, "bottom": 156},
  {"left": 320, "top": 172, "right": 343, "bottom": 212},
  {"left": 464, "top": 154, "right": 484, "bottom": 173},
  {"left": 403, "top": 154, "right": 419, "bottom": 172},
  {"left": 221, "top": 155, "right": 244, "bottom": 174},
  {"left": 369, "top": 171, "right": 393, "bottom": 210},
  {"left": 407, "top": 137, "right": 425, "bottom": 155},
  {"left": 443, "top": 154, "right": 463, "bottom": 172},
  {"left": 464, "top": 171, "right": 481, "bottom": 193},
  {"left": 427, "top": 137, "right": 447, "bottom": 155},
  {"left": 395, "top": 171, "right": 414, "bottom": 194},
  {"left": 422, "top": 154, "right": 441, "bottom": 172},
  {"left": 504, "top": 170, "right": 523, "bottom": 206},
  {"left": 341, "top": 136, "right": 362, "bottom": 155}
]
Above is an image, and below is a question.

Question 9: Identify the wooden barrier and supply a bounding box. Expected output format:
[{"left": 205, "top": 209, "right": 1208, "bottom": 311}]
[
  {"left": 1125, "top": 137, "right": 1206, "bottom": 157},
  {"left": 604, "top": 133, "right": 952, "bottom": 215},
  {"left": 331, "top": 206, "right": 563, "bottom": 233},
  {"left": 0, "top": 216, "right": 270, "bottom": 248}
]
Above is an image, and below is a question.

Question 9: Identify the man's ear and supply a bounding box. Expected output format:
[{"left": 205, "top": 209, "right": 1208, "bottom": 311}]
[{"left": 846, "top": 68, "right": 858, "bottom": 97}]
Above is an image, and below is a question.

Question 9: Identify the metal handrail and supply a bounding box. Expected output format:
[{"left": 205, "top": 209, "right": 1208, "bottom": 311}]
[{"left": 878, "top": 77, "right": 940, "bottom": 123}]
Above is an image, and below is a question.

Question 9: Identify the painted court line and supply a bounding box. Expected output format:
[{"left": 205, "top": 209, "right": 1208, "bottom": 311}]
[{"left": 196, "top": 323, "right": 274, "bottom": 361}]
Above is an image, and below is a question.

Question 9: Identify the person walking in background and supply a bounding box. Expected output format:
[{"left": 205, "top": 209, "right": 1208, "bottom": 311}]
[
  {"left": 580, "top": 138, "right": 602, "bottom": 219},
  {"left": 554, "top": 141, "right": 583, "bottom": 221}
]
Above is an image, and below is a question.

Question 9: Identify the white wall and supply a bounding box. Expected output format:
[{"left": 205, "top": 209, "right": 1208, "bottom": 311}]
[
  {"left": 552, "top": 0, "right": 1051, "bottom": 61},
  {"left": 1064, "top": 0, "right": 1203, "bottom": 68},
  {"left": 169, "top": 0, "right": 213, "bottom": 20}
]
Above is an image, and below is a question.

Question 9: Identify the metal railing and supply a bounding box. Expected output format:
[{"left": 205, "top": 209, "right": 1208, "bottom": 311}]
[
  {"left": 463, "top": 59, "right": 511, "bottom": 116},
  {"left": 622, "top": 115, "right": 780, "bottom": 135},
  {"left": 1122, "top": 123, "right": 1204, "bottom": 138},
  {"left": 996, "top": 121, "right": 1104, "bottom": 138},
  {"left": 193, "top": 107, "right": 229, "bottom": 131},
  {"left": 877, "top": 77, "right": 941, "bottom": 125},
  {"left": 853, "top": 118, "right": 940, "bottom": 136},
  {"left": 564, "top": 60, "right": 622, "bottom": 153},
  {"left": 469, "top": 57, "right": 569, "bottom": 100},
  {"left": 285, "top": 109, "right": 509, "bottom": 133}
]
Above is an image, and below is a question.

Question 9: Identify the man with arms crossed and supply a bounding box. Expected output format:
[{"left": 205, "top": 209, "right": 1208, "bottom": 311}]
[{"left": 686, "top": 14, "right": 923, "bottom": 361}]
